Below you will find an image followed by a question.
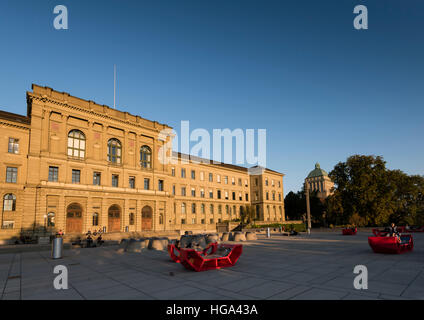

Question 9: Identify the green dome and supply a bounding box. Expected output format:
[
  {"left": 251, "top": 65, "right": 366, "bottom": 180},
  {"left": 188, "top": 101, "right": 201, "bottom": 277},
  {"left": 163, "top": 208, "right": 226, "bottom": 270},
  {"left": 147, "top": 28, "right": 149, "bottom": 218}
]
[{"left": 307, "top": 163, "right": 328, "bottom": 178}]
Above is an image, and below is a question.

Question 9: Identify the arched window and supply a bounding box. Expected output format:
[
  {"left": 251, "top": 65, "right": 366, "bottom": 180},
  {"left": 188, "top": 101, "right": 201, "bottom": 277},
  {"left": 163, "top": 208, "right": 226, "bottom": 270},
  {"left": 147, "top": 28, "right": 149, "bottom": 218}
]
[
  {"left": 93, "top": 212, "right": 99, "bottom": 226},
  {"left": 129, "top": 212, "right": 135, "bottom": 225},
  {"left": 3, "top": 194, "right": 16, "bottom": 211},
  {"left": 140, "top": 146, "right": 152, "bottom": 169},
  {"left": 47, "top": 212, "right": 55, "bottom": 227},
  {"left": 108, "top": 139, "right": 122, "bottom": 164},
  {"left": 68, "top": 130, "right": 86, "bottom": 158}
]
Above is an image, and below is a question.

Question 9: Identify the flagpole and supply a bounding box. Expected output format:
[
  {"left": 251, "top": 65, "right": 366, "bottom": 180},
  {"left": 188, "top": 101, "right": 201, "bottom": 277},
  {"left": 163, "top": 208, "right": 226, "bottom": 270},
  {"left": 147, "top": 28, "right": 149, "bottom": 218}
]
[{"left": 113, "top": 64, "right": 116, "bottom": 109}]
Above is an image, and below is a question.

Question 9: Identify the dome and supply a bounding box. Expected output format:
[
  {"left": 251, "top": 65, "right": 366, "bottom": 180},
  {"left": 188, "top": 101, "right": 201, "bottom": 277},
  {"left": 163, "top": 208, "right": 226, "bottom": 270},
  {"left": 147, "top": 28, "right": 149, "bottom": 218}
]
[{"left": 307, "top": 163, "right": 328, "bottom": 178}]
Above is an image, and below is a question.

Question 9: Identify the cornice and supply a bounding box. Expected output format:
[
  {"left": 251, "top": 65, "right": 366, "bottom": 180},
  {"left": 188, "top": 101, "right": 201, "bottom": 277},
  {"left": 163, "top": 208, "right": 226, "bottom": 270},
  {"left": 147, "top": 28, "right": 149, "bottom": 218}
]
[
  {"left": 27, "top": 93, "right": 168, "bottom": 135},
  {"left": 0, "top": 120, "right": 30, "bottom": 131}
]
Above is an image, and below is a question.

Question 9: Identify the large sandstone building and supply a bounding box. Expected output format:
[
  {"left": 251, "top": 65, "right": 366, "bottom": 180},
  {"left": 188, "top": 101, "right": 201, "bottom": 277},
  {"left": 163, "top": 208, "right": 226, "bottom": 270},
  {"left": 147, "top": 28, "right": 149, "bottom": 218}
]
[{"left": 0, "top": 84, "right": 285, "bottom": 240}]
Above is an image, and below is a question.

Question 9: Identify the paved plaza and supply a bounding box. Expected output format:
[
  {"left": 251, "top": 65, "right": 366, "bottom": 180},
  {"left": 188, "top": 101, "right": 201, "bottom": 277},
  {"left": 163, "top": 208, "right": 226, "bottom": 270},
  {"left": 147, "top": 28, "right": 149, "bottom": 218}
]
[{"left": 1, "top": 231, "right": 423, "bottom": 300}]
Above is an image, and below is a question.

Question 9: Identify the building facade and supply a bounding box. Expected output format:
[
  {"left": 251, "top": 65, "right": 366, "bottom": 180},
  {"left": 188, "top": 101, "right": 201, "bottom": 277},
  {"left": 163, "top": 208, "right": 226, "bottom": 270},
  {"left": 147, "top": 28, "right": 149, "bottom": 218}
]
[
  {"left": 0, "top": 84, "right": 285, "bottom": 240},
  {"left": 305, "top": 163, "right": 334, "bottom": 200}
]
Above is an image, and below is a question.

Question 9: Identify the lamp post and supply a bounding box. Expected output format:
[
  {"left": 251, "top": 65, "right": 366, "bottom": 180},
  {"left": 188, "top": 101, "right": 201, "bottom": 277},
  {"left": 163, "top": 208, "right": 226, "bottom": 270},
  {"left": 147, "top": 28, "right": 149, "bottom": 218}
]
[{"left": 305, "top": 181, "right": 311, "bottom": 235}]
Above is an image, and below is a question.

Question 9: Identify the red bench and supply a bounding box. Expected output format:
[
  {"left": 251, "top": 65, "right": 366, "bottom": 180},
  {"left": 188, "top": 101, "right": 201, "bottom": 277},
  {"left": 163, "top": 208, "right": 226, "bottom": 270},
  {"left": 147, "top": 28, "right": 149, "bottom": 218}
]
[
  {"left": 342, "top": 228, "right": 357, "bottom": 235},
  {"left": 368, "top": 234, "right": 413, "bottom": 254},
  {"left": 372, "top": 228, "right": 390, "bottom": 237},
  {"left": 179, "top": 244, "right": 243, "bottom": 272},
  {"left": 167, "top": 242, "right": 218, "bottom": 263}
]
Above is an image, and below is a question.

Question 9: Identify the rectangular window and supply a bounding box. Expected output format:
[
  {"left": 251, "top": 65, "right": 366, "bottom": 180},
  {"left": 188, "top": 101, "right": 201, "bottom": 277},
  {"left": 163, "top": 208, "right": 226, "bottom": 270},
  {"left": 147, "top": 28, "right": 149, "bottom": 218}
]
[
  {"left": 279, "top": 193, "right": 282, "bottom": 201},
  {"left": 144, "top": 178, "right": 150, "bottom": 190},
  {"left": 238, "top": 178, "right": 242, "bottom": 186},
  {"left": 200, "top": 172, "right": 204, "bottom": 181},
  {"left": 209, "top": 190, "right": 213, "bottom": 199},
  {"left": 112, "top": 174, "right": 119, "bottom": 187},
  {"left": 181, "top": 187, "right": 186, "bottom": 196},
  {"left": 245, "top": 179, "right": 248, "bottom": 187},
  {"left": 72, "top": 169, "right": 80, "bottom": 184},
  {"left": 224, "top": 176, "right": 228, "bottom": 184},
  {"left": 6, "top": 167, "right": 17, "bottom": 183},
  {"left": 232, "top": 192, "right": 236, "bottom": 201},
  {"left": 201, "top": 219, "right": 205, "bottom": 225},
  {"left": 181, "top": 219, "right": 186, "bottom": 225},
  {"left": 255, "top": 178, "right": 259, "bottom": 186},
  {"left": 158, "top": 180, "right": 164, "bottom": 191},
  {"left": 210, "top": 218, "right": 214, "bottom": 224},
  {"left": 266, "top": 192, "right": 269, "bottom": 200},
  {"left": 246, "top": 193, "right": 249, "bottom": 201},
  {"left": 225, "top": 191, "right": 228, "bottom": 200},
  {"left": 191, "top": 170, "right": 196, "bottom": 180},
  {"left": 8, "top": 138, "right": 19, "bottom": 154},
  {"left": 209, "top": 173, "right": 213, "bottom": 182},
  {"left": 217, "top": 175, "right": 221, "bottom": 183},
  {"left": 191, "top": 188, "right": 196, "bottom": 197},
  {"left": 93, "top": 172, "right": 101, "bottom": 186},
  {"left": 217, "top": 190, "right": 221, "bottom": 199},
  {"left": 200, "top": 189, "right": 205, "bottom": 198},
  {"left": 172, "top": 185, "right": 176, "bottom": 195},
  {"left": 171, "top": 167, "right": 175, "bottom": 176},
  {"left": 232, "top": 177, "right": 235, "bottom": 185},
  {"left": 239, "top": 193, "right": 242, "bottom": 201},
  {"left": 129, "top": 177, "right": 135, "bottom": 189},
  {"left": 192, "top": 218, "right": 196, "bottom": 224},
  {"left": 48, "top": 166, "right": 59, "bottom": 182},
  {"left": 181, "top": 168, "right": 186, "bottom": 178}
]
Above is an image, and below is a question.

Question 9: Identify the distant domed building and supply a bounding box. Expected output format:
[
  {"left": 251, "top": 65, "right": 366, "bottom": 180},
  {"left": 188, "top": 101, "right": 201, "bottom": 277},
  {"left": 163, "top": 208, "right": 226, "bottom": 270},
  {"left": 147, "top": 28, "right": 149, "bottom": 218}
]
[{"left": 305, "top": 163, "right": 334, "bottom": 200}]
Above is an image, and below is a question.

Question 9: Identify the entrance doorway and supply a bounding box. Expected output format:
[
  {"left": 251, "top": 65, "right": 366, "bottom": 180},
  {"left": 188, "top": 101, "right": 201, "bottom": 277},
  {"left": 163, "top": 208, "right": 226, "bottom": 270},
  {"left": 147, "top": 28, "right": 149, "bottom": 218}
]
[
  {"left": 141, "top": 206, "right": 153, "bottom": 231},
  {"left": 66, "top": 203, "right": 83, "bottom": 233},
  {"left": 108, "top": 205, "right": 121, "bottom": 232}
]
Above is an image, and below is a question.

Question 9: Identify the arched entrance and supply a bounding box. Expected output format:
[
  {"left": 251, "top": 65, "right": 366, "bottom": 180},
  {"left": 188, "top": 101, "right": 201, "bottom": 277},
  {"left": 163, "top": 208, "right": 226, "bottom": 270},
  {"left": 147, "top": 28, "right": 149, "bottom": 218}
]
[
  {"left": 66, "top": 203, "right": 83, "bottom": 234},
  {"left": 141, "top": 206, "right": 153, "bottom": 231},
  {"left": 108, "top": 205, "right": 121, "bottom": 232}
]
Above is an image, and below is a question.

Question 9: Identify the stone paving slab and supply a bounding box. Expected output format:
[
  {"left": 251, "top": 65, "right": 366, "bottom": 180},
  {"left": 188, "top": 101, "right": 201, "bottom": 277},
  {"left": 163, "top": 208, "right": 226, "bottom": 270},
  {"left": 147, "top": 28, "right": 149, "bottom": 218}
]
[{"left": 0, "top": 231, "right": 423, "bottom": 300}]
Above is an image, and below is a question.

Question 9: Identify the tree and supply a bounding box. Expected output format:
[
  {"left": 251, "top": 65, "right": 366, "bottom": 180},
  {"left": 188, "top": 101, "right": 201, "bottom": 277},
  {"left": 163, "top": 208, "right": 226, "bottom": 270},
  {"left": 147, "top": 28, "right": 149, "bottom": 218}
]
[
  {"left": 284, "top": 189, "right": 325, "bottom": 226},
  {"left": 327, "top": 155, "right": 424, "bottom": 226}
]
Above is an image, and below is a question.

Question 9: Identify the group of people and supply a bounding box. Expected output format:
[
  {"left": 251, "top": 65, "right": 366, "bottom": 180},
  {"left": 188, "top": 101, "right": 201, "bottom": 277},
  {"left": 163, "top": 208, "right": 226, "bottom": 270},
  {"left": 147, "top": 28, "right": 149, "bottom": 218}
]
[{"left": 85, "top": 229, "right": 104, "bottom": 247}]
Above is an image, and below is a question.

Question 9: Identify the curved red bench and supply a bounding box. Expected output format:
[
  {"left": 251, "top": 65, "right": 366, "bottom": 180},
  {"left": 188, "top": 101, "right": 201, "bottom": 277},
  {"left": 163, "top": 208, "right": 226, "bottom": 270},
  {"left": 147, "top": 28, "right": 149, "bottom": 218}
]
[
  {"left": 368, "top": 235, "right": 413, "bottom": 254},
  {"left": 179, "top": 244, "right": 243, "bottom": 272},
  {"left": 342, "top": 228, "right": 357, "bottom": 235},
  {"left": 167, "top": 242, "right": 218, "bottom": 263},
  {"left": 372, "top": 228, "right": 390, "bottom": 237}
]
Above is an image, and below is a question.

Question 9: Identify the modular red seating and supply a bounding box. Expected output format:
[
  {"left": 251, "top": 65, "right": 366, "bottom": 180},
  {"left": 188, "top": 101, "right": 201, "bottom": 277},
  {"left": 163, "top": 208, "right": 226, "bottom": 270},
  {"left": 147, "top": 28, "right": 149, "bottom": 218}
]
[
  {"left": 368, "top": 234, "right": 413, "bottom": 254},
  {"left": 167, "top": 242, "right": 218, "bottom": 263},
  {"left": 179, "top": 244, "right": 243, "bottom": 272},
  {"left": 342, "top": 228, "right": 357, "bottom": 235},
  {"left": 372, "top": 228, "right": 389, "bottom": 237}
]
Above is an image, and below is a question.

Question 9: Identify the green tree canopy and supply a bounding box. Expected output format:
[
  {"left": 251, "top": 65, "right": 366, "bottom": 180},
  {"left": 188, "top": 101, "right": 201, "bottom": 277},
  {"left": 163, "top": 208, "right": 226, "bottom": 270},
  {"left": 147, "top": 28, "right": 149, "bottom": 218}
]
[{"left": 326, "top": 155, "right": 424, "bottom": 226}]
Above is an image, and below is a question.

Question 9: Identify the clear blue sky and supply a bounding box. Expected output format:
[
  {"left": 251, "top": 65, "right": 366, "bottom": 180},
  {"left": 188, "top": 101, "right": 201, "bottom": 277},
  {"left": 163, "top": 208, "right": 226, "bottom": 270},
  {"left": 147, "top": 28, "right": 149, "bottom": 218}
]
[{"left": 0, "top": 0, "right": 423, "bottom": 195}]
